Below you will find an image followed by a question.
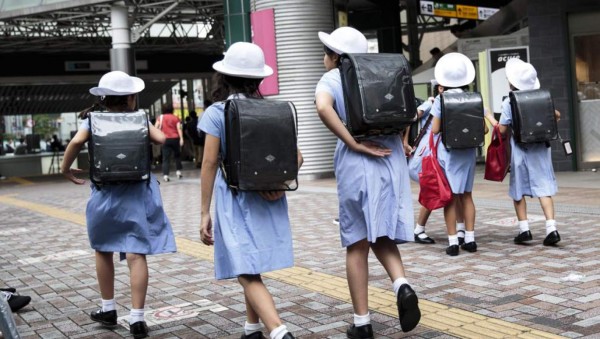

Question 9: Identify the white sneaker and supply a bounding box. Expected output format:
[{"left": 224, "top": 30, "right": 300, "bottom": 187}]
[
  {"left": 176, "top": 170, "right": 182, "bottom": 179},
  {"left": 163, "top": 175, "right": 170, "bottom": 182},
  {"left": 332, "top": 218, "right": 340, "bottom": 226}
]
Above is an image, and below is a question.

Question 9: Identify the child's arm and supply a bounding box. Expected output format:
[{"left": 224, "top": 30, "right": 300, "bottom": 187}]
[
  {"left": 60, "top": 128, "right": 90, "bottom": 185},
  {"left": 431, "top": 116, "right": 441, "bottom": 134},
  {"left": 200, "top": 133, "right": 219, "bottom": 246},
  {"left": 149, "top": 124, "right": 166, "bottom": 144}
]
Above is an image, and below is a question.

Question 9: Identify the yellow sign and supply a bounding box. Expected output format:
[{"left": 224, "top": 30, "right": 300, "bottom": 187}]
[
  {"left": 338, "top": 11, "right": 348, "bottom": 27},
  {"left": 456, "top": 5, "right": 478, "bottom": 20},
  {"left": 433, "top": 3, "right": 456, "bottom": 18}
]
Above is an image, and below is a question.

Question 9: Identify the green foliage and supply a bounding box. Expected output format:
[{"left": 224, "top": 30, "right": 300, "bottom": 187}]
[{"left": 32, "top": 114, "right": 59, "bottom": 139}]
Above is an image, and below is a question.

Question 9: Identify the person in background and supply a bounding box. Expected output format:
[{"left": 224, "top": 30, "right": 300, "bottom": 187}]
[
  {"left": 155, "top": 104, "right": 184, "bottom": 181},
  {"left": 185, "top": 110, "right": 205, "bottom": 169},
  {"left": 60, "top": 70, "right": 177, "bottom": 339},
  {"left": 487, "top": 58, "right": 561, "bottom": 246}
]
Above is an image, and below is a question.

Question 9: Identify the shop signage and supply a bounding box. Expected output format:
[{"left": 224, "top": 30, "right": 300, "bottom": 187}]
[{"left": 420, "top": 1, "right": 499, "bottom": 20}]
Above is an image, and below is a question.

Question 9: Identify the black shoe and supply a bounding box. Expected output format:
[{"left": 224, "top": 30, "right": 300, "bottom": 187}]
[
  {"left": 281, "top": 333, "right": 295, "bottom": 339},
  {"left": 446, "top": 244, "right": 459, "bottom": 256},
  {"left": 514, "top": 230, "right": 533, "bottom": 244},
  {"left": 346, "top": 324, "right": 374, "bottom": 339},
  {"left": 241, "top": 331, "right": 267, "bottom": 339},
  {"left": 397, "top": 284, "right": 421, "bottom": 332},
  {"left": 90, "top": 309, "right": 117, "bottom": 326},
  {"left": 0, "top": 287, "right": 16, "bottom": 293},
  {"left": 457, "top": 230, "right": 465, "bottom": 245},
  {"left": 543, "top": 231, "right": 561, "bottom": 246},
  {"left": 130, "top": 321, "right": 149, "bottom": 339},
  {"left": 414, "top": 232, "right": 435, "bottom": 244},
  {"left": 3, "top": 292, "right": 31, "bottom": 312},
  {"left": 461, "top": 241, "right": 477, "bottom": 252}
]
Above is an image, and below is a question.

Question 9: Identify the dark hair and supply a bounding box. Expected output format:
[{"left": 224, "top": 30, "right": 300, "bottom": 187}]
[
  {"left": 78, "top": 95, "right": 132, "bottom": 119},
  {"left": 162, "top": 103, "right": 174, "bottom": 114},
  {"left": 189, "top": 110, "right": 198, "bottom": 118},
  {"left": 324, "top": 45, "right": 342, "bottom": 67},
  {"left": 210, "top": 72, "right": 263, "bottom": 102},
  {"left": 430, "top": 47, "right": 441, "bottom": 55}
]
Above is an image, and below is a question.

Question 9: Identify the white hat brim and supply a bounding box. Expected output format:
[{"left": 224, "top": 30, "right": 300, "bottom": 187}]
[
  {"left": 434, "top": 53, "right": 475, "bottom": 88},
  {"left": 212, "top": 61, "right": 273, "bottom": 79},
  {"left": 89, "top": 76, "right": 145, "bottom": 96},
  {"left": 318, "top": 31, "right": 345, "bottom": 55}
]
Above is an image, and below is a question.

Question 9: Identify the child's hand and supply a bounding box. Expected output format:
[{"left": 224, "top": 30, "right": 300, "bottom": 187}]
[
  {"left": 62, "top": 168, "right": 86, "bottom": 185},
  {"left": 352, "top": 140, "right": 392, "bottom": 158},
  {"left": 200, "top": 214, "right": 214, "bottom": 246},
  {"left": 259, "top": 191, "right": 285, "bottom": 201}
]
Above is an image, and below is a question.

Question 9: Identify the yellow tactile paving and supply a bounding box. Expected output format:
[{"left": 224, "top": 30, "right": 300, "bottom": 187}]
[{"left": 0, "top": 194, "right": 566, "bottom": 339}]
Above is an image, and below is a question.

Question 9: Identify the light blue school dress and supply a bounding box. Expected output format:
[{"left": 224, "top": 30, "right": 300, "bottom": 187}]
[
  {"left": 315, "top": 68, "right": 414, "bottom": 247},
  {"left": 198, "top": 98, "right": 294, "bottom": 280},
  {"left": 430, "top": 88, "right": 478, "bottom": 194},
  {"left": 500, "top": 97, "right": 558, "bottom": 201},
  {"left": 81, "top": 119, "right": 177, "bottom": 259},
  {"left": 408, "top": 100, "right": 434, "bottom": 182}
]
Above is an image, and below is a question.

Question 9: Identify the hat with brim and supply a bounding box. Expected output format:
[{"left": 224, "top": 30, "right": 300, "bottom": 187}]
[
  {"left": 505, "top": 58, "right": 540, "bottom": 90},
  {"left": 318, "top": 27, "right": 368, "bottom": 55},
  {"left": 213, "top": 42, "right": 273, "bottom": 79},
  {"left": 89, "top": 71, "right": 145, "bottom": 96},
  {"left": 434, "top": 52, "right": 475, "bottom": 88}
]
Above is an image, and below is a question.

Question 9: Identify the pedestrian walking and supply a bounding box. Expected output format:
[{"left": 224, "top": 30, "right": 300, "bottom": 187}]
[
  {"left": 60, "top": 70, "right": 177, "bottom": 339},
  {"left": 198, "top": 42, "right": 301, "bottom": 339},
  {"left": 315, "top": 26, "right": 421, "bottom": 338},
  {"left": 155, "top": 103, "right": 184, "bottom": 181},
  {"left": 488, "top": 58, "right": 561, "bottom": 246}
]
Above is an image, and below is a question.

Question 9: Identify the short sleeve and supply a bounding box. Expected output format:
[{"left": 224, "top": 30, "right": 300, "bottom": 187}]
[
  {"left": 417, "top": 100, "right": 432, "bottom": 113},
  {"left": 315, "top": 71, "right": 336, "bottom": 97},
  {"left": 198, "top": 102, "right": 225, "bottom": 139},
  {"left": 430, "top": 95, "right": 442, "bottom": 119},
  {"left": 80, "top": 118, "right": 90, "bottom": 131},
  {"left": 499, "top": 98, "right": 512, "bottom": 126}
]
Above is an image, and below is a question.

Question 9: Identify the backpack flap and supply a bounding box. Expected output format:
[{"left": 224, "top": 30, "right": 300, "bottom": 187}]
[
  {"left": 509, "top": 89, "right": 557, "bottom": 144},
  {"left": 441, "top": 92, "right": 485, "bottom": 149},
  {"left": 88, "top": 111, "right": 151, "bottom": 184},
  {"left": 340, "top": 53, "right": 417, "bottom": 138},
  {"left": 224, "top": 99, "right": 298, "bottom": 191}
]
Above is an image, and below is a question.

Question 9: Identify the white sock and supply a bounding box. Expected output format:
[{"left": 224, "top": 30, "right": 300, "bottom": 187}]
[
  {"left": 354, "top": 312, "right": 371, "bottom": 326},
  {"left": 465, "top": 231, "right": 475, "bottom": 243},
  {"left": 101, "top": 299, "right": 116, "bottom": 312},
  {"left": 245, "top": 321, "right": 262, "bottom": 335},
  {"left": 546, "top": 220, "right": 557, "bottom": 235},
  {"left": 270, "top": 324, "right": 288, "bottom": 339},
  {"left": 456, "top": 222, "right": 466, "bottom": 234},
  {"left": 518, "top": 220, "right": 530, "bottom": 233},
  {"left": 448, "top": 234, "right": 459, "bottom": 246},
  {"left": 392, "top": 277, "right": 409, "bottom": 296},
  {"left": 414, "top": 224, "right": 425, "bottom": 235},
  {"left": 129, "top": 308, "right": 145, "bottom": 324}
]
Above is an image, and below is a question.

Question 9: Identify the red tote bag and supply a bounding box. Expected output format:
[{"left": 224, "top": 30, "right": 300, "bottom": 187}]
[
  {"left": 484, "top": 125, "right": 511, "bottom": 182},
  {"left": 418, "top": 133, "right": 452, "bottom": 210}
]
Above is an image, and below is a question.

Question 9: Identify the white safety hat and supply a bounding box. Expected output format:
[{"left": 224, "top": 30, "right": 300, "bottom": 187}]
[
  {"left": 318, "top": 26, "right": 368, "bottom": 54},
  {"left": 434, "top": 52, "right": 475, "bottom": 88},
  {"left": 505, "top": 58, "right": 540, "bottom": 90},
  {"left": 212, "top": 42, "right": 273, "bottom": 79},
  {"left": 89, "top": 71, "right": 145, "bottom": 96}
]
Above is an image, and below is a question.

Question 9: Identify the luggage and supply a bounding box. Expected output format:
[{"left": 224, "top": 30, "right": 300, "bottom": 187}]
[
  {"left": 340, "top": 53, "right": 417, "bottom": 138},
  {"left": 440, "top": 91, "right": 485, "bottom": 149},
  {"left": 88, "top": 111, "right": 151, "bottom": 185},
  {"left": 223, "top": 98, "right": 298, "bottom": 191},
  {"left": 509, "top": 89, "right": 557, "bottom": 144}
]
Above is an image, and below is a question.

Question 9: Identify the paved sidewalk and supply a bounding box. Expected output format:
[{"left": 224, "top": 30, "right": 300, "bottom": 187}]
[{"left": 1, "top": 166, "right": 600, "bottom": 338}]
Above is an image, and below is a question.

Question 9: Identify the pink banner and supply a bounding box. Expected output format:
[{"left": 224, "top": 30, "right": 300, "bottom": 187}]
[{"left": 250, "top": 8, "right": 279, "bottom": 96}]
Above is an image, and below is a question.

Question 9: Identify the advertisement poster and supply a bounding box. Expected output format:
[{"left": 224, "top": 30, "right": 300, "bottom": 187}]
[{"left": 487, "top": 47, "right": 528, "bottom": 113}]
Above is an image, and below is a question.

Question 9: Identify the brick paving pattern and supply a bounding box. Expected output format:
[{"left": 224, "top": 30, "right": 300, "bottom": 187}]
[{"left": 1, "top": 166, "right": 600, "bottom": 338}]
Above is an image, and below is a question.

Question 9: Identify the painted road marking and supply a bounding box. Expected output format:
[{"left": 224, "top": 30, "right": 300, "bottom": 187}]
[
  {"left": 0, "top": 194, "right": 566, "bottom": 339},
  {"left": 0, "top": 227, "right": 28, "bottom": 236},
  {"left": 117, "top": 300, "right": 227, "bottom": 330},
  {"left": 484, "top": 215, "right": 546, "bottom": 227}
]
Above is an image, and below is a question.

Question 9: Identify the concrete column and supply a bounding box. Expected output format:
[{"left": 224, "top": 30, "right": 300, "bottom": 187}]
[{"left": 110, "top": 1, "right": 135, "bottom": 75}]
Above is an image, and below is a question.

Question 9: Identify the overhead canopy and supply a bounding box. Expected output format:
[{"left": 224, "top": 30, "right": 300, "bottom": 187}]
[{"left": 0, "top": 80, "right": 178, "bottom": 115}]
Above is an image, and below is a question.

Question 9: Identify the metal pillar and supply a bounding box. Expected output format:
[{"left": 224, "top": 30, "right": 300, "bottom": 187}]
[
  {"left": 223, "top": 0, "right": 251, "bottom": 48},
  {"left": 406, "top": 0, "right": 422, "bottom": 69},
  {"left": 109, "top": 1, "right": 136, "bottom": 75}
]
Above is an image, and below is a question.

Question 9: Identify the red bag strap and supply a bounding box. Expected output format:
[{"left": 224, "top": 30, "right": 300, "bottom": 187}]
[{"left": 429, "top": 132, "right": 441, "bottom": 159}]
